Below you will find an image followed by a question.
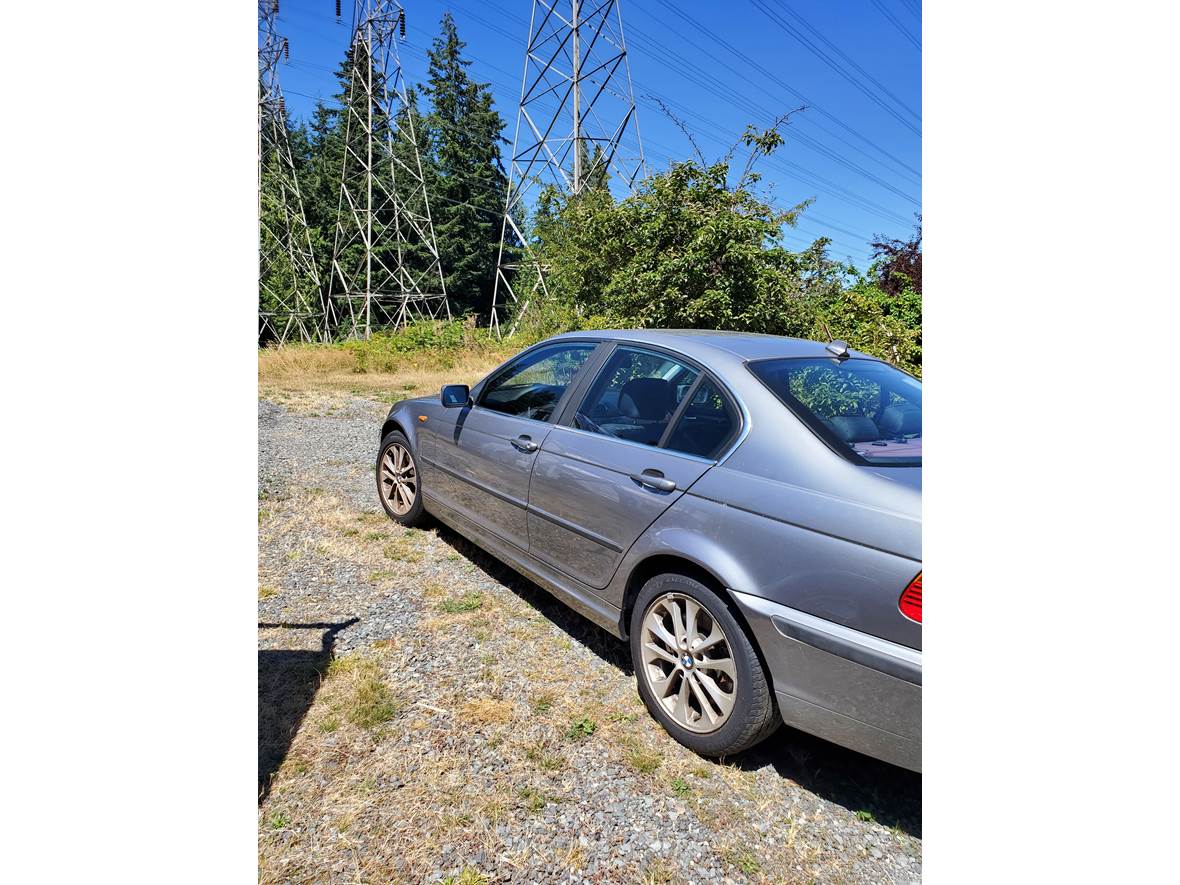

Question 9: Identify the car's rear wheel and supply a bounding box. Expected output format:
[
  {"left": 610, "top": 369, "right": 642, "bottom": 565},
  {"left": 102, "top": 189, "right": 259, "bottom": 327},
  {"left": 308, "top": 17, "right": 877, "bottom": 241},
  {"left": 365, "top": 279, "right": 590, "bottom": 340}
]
[
  {"left": 630, "top": 573, "right": 780, "bottom": 757},
  {"left": 376, "top": 430, "right": 428, "bottom": 527}
]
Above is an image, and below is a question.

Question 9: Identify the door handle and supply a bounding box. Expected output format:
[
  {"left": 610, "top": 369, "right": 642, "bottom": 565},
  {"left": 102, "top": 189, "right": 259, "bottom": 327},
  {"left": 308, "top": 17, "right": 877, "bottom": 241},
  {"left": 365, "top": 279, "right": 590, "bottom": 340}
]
[
  {"left": 511, "top": 435, "right": 540, "bottom": 453},
  {"left": 630, "top": 469, "right": 677, "bottom": 492}
]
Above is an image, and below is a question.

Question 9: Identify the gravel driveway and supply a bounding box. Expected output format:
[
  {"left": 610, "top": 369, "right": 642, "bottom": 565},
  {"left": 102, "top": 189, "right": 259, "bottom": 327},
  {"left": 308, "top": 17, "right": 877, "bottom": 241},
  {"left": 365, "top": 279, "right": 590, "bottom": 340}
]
[{"left": 258, "top": 395, "right": 921, "bottom": 884}]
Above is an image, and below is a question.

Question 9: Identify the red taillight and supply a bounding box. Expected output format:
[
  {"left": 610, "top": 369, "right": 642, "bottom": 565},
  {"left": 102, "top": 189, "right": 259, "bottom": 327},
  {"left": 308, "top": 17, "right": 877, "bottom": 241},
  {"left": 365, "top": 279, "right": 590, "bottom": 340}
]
[{"left": 899, "top": 572, "right": 922, "bottom": 623}]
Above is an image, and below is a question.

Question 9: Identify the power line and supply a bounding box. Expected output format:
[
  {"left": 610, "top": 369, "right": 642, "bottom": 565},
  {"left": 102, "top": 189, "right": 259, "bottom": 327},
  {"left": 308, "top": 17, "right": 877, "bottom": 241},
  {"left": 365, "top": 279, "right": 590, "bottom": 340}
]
[
  {"left": 284, "top": 49, "right": 903, "bottom": 247},
  {"left": 465, "top": 0, "right": 922, "bottom": 197},
  {"left": 625, "top": 2, "right": 920, "bottom": 188},
  {"left": 620, "top": 26, "right": 919, "bottom": 204},
  {"left": 748, "top": 0, "right": 919, "bottom": 135},
  {"left": 650, "top": 0, "right": 920, "bottom": 179},
  {"left": 277, "top": 2, "right": 909, "bottom": 256},
  {"left": 870, "top": 0, "right": 922, "bottom": 51},
  {"left": 427, "top": 1, "right": 916, "bottom": 225},
  {"left": 767, "top": 0, "right": 920, "bottom": 123}
]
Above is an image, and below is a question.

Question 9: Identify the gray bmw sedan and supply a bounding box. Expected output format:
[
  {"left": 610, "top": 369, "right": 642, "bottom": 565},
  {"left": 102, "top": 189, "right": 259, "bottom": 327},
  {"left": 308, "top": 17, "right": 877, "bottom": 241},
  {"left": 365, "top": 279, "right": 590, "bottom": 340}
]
[{"left": 376, "top": 330, "right": 921, "bottom": 771}]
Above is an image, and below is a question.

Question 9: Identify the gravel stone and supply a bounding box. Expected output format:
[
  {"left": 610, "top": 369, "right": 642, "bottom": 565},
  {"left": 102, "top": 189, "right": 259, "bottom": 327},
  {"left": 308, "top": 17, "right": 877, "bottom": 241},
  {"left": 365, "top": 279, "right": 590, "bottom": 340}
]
[{"left": 258, "top": 395, "right": 922, "bottom": 884}]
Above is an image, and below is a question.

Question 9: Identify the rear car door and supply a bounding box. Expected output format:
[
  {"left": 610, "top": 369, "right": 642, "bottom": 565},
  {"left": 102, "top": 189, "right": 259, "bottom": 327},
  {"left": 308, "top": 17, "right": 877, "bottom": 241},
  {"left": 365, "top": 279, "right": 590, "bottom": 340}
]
[
  {"left": 426, "top": 341, "right": 599, "bottom": 553},
  {"left": 527, "top": 344, "right": 742, "bottom": 590}
]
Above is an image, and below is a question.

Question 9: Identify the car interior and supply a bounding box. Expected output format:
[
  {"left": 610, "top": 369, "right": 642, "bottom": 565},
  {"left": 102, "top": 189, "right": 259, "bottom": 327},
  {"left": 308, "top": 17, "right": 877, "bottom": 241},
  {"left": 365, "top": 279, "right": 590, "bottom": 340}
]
[
  {"left": 577, "top": 360, "right": 736, "bottom": 458},
  {"left": 752, "top": 359, "right": 922, "bottom": 459}
]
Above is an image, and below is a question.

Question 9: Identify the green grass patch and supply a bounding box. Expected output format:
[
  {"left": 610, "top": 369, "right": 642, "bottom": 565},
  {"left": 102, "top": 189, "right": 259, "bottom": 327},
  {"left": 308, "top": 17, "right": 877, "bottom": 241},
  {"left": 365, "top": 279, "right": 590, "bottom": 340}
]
[
  {"left": 440, "top": 869, "right": 490, "bottom": 885},
  {"left": 670, "top": 776, "right": 690, "bottom": 798},
  {"left": 383, "top": 537, "right": 422, "bottom": 562},
  {"left": 625, "top": 748, "right": 662, "bottom": 774},
  {"left": 327, "top": 656, "right": 403, "bottom": 731},
  {"left": 565, "top": 717, "right": 598, "bottom": 741},
  {"left": 516, "top": 786, "right": 549, "bottom": 814},
  {"left": 440, "top": 592, "right": 484, "bottom": 614},
  {"left": 525, "top": 744, "right": 566, "bottom": 772},
  {"left": 725, "top": 849, "right": 760, "bottom": 876}
]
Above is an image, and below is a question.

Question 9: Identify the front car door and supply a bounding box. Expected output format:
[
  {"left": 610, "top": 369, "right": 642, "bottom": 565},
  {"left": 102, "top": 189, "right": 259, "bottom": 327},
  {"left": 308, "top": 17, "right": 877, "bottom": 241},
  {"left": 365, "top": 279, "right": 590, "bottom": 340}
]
[
  {"left": 422, "top": 341, "right": 600, "bottom": 553},
  {"left": 527, "top": 344, "right": 742, "bottom": 590}
]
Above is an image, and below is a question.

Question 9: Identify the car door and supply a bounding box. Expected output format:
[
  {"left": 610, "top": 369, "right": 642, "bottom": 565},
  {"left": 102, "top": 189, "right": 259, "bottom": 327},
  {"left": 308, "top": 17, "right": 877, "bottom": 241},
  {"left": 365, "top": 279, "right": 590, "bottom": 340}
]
[
  {"left": 425, "top": 341, "right": 600, "bottom": 553},
  {"left": 526, "top": 344, "right": 742, "bottom": 591}
]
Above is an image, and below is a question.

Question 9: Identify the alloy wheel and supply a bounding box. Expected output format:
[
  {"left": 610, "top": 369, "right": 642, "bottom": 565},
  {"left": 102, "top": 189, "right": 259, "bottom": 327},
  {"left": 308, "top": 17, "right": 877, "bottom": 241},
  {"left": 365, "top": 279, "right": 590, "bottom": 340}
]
[
  {"left": 379, "top": 442, "right": 417, "bottom": 516},
  {"left": 639, "top": 592, "right": 737, "bottom": 733}
]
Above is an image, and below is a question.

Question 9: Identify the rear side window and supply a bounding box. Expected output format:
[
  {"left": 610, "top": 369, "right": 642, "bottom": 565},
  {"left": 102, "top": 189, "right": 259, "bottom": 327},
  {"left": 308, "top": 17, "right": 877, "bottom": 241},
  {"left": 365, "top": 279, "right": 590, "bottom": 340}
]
[
  {"left": 573, "top": 347, "right": 700, "bottom": 447},
  {"left": 663, "top": 377, "right": 739, "bottom": 459},
  {"left": 749, "top": 357, "right": 921, "bottom": 466}
]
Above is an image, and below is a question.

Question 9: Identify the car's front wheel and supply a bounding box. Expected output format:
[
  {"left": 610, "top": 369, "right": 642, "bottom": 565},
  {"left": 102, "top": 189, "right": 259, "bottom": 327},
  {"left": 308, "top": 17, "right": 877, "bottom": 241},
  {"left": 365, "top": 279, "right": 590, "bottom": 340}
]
[
  {"left": 630, "top": 573, "right": 780, "bottom": 757},
  {"left": 376, "top": 430, "right": 428, "bottom": 527}
]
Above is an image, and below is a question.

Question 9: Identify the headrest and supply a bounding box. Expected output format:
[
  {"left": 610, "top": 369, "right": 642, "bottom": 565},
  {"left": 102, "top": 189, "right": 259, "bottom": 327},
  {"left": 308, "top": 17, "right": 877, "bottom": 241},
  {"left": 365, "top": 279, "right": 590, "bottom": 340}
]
[
  {"left": 879, "top": 404, "right": 921, "bottom": 437},
  {"left": 619, "top": 377, "right": 675, "bottom": 420},
  {"left": 829, "top": 415, "right": 880, "bottom": 443}
]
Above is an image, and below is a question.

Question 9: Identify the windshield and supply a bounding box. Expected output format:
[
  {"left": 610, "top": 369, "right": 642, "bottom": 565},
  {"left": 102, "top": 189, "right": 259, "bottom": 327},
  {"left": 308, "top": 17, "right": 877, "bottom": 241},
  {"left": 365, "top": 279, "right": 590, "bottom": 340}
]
[{"left": 748, "top": 357, "right": 921, "bottom": 466}]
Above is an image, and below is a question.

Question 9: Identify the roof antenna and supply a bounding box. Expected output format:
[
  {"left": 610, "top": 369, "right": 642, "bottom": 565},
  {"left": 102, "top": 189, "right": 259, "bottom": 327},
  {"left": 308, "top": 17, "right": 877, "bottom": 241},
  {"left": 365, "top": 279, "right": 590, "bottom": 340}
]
[{"left": 825, "top": 340, "right": 851, "bottom": 360}]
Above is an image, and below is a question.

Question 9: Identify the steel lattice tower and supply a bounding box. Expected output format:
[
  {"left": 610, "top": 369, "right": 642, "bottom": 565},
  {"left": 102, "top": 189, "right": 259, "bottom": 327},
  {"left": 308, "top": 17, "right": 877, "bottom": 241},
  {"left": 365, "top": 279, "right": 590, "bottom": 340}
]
[
  {"left": 259, "top": 1, "right": 327, "bottom": 344},
  {"left": 490, "top": 0, "right": 646, "bottom": 337},
  {"left": 327, "top": 0, "right": 450, "bottom": 339}
]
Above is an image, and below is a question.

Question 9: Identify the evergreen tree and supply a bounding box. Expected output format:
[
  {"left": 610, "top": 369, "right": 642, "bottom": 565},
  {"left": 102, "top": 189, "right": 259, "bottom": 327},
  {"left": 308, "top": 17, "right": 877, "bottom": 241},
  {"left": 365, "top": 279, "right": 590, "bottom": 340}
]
[
  {"left": 422, "top": 13, "right": 508, "bottom": 318},
  {"left": 576, "top": 141, "right": 611, "bottom": 193}
]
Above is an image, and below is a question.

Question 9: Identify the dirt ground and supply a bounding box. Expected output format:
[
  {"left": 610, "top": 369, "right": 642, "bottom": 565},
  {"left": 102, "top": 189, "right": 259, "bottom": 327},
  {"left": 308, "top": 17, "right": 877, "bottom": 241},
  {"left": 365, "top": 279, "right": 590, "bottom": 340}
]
[{"left": 258, "top": 390, "right": 921, "bottom": 884}]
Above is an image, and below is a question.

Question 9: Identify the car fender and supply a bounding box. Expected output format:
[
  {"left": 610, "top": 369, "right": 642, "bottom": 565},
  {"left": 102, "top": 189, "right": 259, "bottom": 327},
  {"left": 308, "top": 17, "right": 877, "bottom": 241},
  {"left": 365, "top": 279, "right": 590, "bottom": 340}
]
[
  {"left": 606, "top": 511, "right": 759, "bottom": 617},
  {"left": 380, "top": 399, "right": 431, "bottom": 451}
]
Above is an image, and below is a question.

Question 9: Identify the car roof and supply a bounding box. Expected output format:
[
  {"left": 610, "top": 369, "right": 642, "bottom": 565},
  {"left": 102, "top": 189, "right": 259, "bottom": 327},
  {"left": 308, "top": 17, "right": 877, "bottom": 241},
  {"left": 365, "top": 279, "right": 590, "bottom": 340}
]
[{"left": 548, "top": 328, "right": 875, "bottom": 363}]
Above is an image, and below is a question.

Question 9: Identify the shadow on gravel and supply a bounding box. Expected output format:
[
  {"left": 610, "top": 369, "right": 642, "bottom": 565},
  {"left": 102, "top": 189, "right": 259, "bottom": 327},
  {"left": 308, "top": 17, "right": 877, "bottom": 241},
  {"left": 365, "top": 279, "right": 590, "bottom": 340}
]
[
  {"left": 434, "top": 523, "right": 633, "bottom": 675},
  {"left": 433, "top": 523, "right": 922, "bottom": 838},
  {"left": 258, "top": 618, "right": 358, "bottom": 803},
  {"left": 735, "top": 730, "right": 922, "bottom": 838}
]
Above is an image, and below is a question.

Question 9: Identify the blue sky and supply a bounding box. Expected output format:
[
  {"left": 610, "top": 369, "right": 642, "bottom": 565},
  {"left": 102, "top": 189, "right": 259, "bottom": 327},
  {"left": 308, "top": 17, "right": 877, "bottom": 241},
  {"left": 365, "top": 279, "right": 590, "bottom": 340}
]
[{"left": 270, "top": 0, "right": 921, "bottom": 268}]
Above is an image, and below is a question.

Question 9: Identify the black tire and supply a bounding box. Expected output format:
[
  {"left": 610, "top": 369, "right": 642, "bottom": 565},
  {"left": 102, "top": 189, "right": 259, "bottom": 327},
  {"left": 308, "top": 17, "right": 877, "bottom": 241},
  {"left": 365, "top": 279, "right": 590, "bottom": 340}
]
[
  {"left": 630, "top": 573, "right": 780, "bottom": 757},
  {"left": 376, "top": 430, "right": 429, "bottom": 527}
]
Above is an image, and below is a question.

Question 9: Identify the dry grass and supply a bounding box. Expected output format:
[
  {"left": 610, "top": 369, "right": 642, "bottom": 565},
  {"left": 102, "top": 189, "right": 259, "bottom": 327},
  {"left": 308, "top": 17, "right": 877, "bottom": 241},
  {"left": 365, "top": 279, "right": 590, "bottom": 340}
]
[
  {"left": 258, "top": 339, "right": 514, "bottom": 403},
  {"left": 259, "top": 417, "right": 919, "bottom": 884}
]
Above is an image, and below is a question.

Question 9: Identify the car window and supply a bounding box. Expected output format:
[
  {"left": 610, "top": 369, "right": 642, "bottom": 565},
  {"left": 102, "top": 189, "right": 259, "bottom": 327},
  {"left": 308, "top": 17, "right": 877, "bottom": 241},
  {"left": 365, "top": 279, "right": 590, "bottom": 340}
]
[
  {"left": 572, "top": 347, "right": 699, "bottom": 447},
  {"left": 663, "top": 377, "right": 739, "bottom": 459},
  {"left": 479, "top": 343, "right": 596, "bottom": 422},
  {"left": 748, "top": 357, "right": 921, "bottom": 466}
]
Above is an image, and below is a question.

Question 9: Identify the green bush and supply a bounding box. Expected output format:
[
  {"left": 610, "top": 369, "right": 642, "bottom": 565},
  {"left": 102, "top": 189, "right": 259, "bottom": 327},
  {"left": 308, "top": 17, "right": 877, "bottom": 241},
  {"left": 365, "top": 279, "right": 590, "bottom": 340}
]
[
  {"left": 340, "top": 318, "right": 501, "bottom": 373},
  {"left": 506, "top": 159, "right": 921, "bottom": 373}
]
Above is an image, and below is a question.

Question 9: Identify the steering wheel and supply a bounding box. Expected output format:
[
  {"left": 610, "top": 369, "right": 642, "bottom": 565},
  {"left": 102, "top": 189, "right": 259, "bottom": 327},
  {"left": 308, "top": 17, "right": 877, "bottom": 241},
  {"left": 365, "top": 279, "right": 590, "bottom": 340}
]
[{"left": 575, "top": 411, "right": 604, "bottom": 434}]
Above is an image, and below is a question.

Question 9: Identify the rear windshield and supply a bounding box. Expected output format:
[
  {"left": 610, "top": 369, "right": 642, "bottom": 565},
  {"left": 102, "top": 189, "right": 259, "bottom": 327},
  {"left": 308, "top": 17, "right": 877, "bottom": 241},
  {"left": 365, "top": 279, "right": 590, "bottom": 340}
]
[{"left": 748, "top": 357, "right": 921, "bottom": 466}]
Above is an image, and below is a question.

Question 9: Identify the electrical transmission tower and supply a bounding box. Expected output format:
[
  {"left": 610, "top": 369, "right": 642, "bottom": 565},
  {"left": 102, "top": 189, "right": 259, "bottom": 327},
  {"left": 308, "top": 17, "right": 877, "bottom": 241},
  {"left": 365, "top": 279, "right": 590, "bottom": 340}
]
[
  {"left": 327, "top": 0, "right": 450, "bottom": 339},
  {"left": 490, "top": 0, "right": 646, "bottom": 337},
  {"left": 258, "top": 1, "right": 327, "bottom": 344}
]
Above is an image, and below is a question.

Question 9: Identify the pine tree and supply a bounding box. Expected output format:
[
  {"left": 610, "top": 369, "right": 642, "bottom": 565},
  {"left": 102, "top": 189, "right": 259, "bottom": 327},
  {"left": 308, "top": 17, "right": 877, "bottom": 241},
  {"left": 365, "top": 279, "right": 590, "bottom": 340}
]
[
  {"left": 577, "top": 141, "right": 611, "bottom": 193},
  {"left": 422, "top": 12, "right": 508, "bottom": 318}
]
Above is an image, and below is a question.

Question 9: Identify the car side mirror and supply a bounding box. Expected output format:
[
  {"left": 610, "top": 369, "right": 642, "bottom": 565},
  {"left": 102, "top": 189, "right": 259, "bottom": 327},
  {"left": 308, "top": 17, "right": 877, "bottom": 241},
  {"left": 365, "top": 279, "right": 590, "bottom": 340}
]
[{"left": 440, "top": 384, "right": 471, "bottom": 408}]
